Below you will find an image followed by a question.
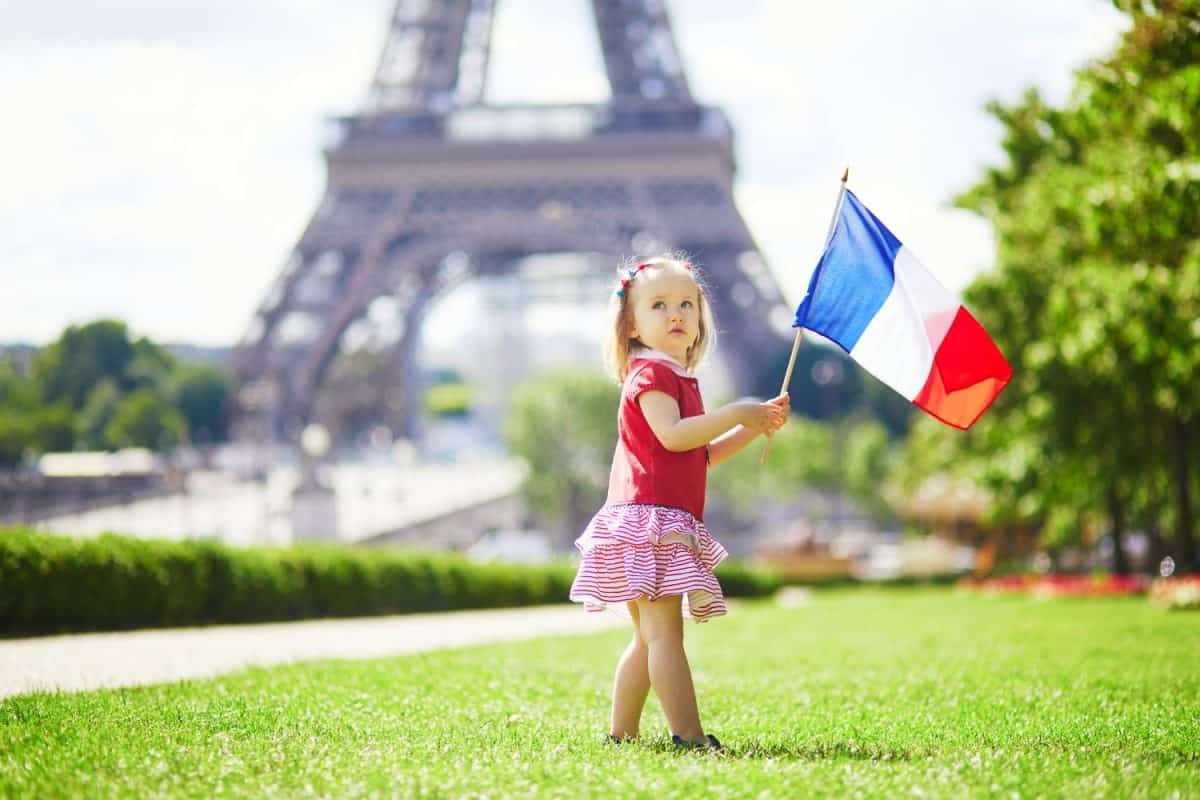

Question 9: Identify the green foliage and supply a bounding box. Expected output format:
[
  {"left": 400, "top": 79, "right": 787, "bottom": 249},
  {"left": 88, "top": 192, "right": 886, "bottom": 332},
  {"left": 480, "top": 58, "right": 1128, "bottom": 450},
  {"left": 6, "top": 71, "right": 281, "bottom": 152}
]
[
  {"left": 0, "top": 321, "right": 235, "bottom": 461},
  {"left": 32, "top": 320, "right": 138, "bottom": 409},
  {"left": 0, "top": 357, "right": 80, "bottom": 464},
  {"left": 709, "top": 418, "right": 836, "bottom": 511},
  {"left": 709, "top": 415, "right": 904, "bottom": 521},
  {"left": 126, "top": 336, "right": 177, "bottom": 392},
  {"left": 0, "top": 527, "right": 780, "bottom": 636},
  {"left": 712, "top": 558, "right": 782, "bottom": 597},
  {"left": 753, "top": 342, "right": 916, "bottom": 437},
  {"left": 504, "top": 370, "right": 620, "bottom": 536},
  {"left": 0, "top": 360, "right": 38, "bottom": 412},
  {"left": 902, "top": 3, "right": 1200, "bottom": 563},
  {"left": 0, "top": 405, "right": 74, "bottom": 468},
  {"left": 169, "top": 364, "right": 231, "bottom": 443},
  {"left": 105, "top": 388, "right": 187, "bottom": 450},
  {"left": 76, "top": 379, "right": 122, "bottom": 450},
  {"left": 842, "top": 420, "right": 896, "bottom": 521},
  {"left": 505, "top": 367, "right": 910, "bottom": 531},
  {"left": 425, "top": 381, "right": 472, "bottom": 418}
]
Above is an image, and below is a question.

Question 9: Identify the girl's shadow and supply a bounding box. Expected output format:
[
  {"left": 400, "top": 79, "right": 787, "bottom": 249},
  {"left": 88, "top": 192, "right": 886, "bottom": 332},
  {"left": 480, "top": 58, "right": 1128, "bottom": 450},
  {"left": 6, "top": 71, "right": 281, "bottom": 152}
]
[{"left": 644, "top": 738, "right": 926, "bottom": 762}]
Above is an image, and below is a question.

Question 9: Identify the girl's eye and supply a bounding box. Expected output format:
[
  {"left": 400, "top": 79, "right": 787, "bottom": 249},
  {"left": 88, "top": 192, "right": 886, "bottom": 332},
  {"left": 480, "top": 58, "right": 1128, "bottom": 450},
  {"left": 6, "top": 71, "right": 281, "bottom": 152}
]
[
  {"left": 652, "top": 301, "right": 665, "bottom": 309},
  {"left": 681, "top": 300, "right": 694, "bottom": 309}
]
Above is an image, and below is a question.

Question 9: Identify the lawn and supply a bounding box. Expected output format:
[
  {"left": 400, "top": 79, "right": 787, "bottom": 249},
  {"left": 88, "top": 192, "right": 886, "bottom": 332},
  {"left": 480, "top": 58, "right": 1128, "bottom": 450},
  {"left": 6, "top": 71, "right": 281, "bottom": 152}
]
[{"left": 1, "top": 589, "right": 1197, "bottom": 799}]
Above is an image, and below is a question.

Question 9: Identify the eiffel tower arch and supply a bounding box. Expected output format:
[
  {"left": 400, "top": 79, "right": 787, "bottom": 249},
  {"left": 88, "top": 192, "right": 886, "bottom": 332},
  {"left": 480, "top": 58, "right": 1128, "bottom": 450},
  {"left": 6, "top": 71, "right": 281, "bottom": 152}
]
[{"left": 231, "top": 0, "right": 792, "bottom": 444}]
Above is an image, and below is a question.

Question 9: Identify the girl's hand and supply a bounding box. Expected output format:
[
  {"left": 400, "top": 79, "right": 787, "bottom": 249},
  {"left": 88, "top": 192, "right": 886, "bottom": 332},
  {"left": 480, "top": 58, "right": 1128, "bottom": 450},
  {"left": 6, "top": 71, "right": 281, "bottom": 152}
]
[
  {"left": 766, "top": 392, "right": 790, "bottom": 432},
  {"left": 736, "top": 396, "right": 788, "bottom": 434}
]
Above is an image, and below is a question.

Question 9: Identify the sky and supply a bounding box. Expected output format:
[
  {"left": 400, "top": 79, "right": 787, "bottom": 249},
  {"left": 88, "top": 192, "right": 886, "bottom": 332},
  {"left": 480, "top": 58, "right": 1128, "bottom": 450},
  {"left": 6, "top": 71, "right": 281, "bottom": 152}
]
[{"left": 0, "top": 0, "right": 1128, "bottom": 348}]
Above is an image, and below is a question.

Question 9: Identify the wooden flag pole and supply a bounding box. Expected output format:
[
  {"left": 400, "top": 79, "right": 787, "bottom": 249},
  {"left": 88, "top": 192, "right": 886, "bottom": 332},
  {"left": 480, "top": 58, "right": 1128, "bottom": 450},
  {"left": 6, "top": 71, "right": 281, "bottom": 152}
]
[
  {"left": 757, "top": 327, "right": 805, "bottom": 464},
  {"left": 761, "top": 166, "right": 850, "bottom": 465}
]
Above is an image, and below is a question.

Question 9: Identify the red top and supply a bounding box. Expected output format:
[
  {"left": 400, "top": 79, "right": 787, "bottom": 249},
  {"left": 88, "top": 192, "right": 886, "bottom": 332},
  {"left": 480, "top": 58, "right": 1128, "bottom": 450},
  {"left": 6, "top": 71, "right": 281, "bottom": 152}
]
[{"left": 605, "top": 356, "right": 708, "bottom": 520}]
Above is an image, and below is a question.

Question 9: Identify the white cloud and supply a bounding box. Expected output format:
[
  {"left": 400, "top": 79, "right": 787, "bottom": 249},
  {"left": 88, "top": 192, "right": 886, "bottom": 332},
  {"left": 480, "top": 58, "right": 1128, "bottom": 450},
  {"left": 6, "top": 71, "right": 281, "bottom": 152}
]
[
  {"left": 0, "top": 0, "right": 1127, "bottom": 345},
  {"left": 0, "top": 4, "right": 391, "bottom": 343}
]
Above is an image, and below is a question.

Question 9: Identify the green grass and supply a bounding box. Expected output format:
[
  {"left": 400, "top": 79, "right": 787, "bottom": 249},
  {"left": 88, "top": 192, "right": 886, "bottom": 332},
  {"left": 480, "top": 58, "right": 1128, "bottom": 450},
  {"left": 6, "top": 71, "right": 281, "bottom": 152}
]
[{"left": 1, "top": 590, "right": 1197, "bottom": 799}]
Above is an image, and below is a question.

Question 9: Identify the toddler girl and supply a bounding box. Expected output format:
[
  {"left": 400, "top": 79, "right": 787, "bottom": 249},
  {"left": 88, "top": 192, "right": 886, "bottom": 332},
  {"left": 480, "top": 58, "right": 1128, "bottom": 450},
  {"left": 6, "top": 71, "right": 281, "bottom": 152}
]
[{"left": 569, "top": 255, "right": 789, "bottom": 750}]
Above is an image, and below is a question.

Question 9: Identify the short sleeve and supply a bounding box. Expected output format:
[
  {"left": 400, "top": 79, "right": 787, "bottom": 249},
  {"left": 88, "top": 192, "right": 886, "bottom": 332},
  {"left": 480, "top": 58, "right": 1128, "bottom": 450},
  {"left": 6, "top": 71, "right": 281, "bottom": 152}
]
[{"left": 624, "top": 361, "right": 680, "bottom": 403}]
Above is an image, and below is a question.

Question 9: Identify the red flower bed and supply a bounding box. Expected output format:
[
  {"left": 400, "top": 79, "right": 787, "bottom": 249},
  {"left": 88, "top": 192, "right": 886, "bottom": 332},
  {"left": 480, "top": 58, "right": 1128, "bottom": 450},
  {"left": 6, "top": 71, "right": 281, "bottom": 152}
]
[
  {"left": 1032, "top": 574, "right": 1150, "bottom": 597},
  {"left": 960, "top": 574, "right": 1150, "bottom": 597}
]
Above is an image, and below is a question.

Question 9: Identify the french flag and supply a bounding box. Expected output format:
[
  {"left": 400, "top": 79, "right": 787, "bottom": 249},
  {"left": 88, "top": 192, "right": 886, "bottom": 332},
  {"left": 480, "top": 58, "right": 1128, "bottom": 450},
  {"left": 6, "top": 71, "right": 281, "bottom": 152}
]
[{"left": 794, "top": 189, "right": 1012, "bottom": 430}]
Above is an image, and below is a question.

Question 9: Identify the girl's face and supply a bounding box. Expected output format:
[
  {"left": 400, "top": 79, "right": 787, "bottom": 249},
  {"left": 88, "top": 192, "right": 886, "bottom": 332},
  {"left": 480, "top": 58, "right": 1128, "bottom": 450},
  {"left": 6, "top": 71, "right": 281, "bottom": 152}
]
[{"left": 627, "top": 266, "right": 701, "bottom": 363}]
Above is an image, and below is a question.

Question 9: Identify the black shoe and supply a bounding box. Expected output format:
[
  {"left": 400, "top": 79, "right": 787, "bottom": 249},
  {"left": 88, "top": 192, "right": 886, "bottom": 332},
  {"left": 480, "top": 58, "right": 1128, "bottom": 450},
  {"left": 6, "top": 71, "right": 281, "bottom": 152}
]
[
  {"left": 606, "top": 734, "right": 635, "bottom": 744},
  {"left": 671, "top": 733, "right": 724, "bottom": 752}
]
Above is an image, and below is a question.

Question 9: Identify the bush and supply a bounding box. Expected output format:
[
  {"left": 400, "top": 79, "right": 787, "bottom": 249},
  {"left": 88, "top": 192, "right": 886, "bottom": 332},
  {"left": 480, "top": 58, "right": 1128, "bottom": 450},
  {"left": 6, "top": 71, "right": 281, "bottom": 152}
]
[
  {"left": 714, "top": 559, "right": 783, "bottom": 597},
  {"left": 0, "top": 528, "right": 787, "bottom": 636}
]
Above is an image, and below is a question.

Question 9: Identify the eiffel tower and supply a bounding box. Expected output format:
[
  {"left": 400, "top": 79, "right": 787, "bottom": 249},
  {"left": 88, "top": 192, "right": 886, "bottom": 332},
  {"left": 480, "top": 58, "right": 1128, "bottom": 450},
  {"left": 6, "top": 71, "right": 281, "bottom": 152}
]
[{"left": 232, "top": 0, "right": 791, "bottom": 443}]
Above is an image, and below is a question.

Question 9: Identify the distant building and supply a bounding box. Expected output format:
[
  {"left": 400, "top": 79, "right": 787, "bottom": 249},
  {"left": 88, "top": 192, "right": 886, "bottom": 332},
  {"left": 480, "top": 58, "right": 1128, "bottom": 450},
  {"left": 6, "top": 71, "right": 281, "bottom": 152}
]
[
  {"left": 897, "top": 474, "right": 1038, "bottom": 572},
  {"left": 1, "top": 450, "right": 171, "bottom": 525}
]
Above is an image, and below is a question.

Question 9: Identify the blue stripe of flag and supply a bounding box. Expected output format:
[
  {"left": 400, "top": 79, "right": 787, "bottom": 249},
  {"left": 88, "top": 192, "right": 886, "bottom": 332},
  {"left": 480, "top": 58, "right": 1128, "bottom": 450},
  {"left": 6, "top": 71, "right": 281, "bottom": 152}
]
[{"left": 792, "top": 189, "right": 903, "bottom": 351}]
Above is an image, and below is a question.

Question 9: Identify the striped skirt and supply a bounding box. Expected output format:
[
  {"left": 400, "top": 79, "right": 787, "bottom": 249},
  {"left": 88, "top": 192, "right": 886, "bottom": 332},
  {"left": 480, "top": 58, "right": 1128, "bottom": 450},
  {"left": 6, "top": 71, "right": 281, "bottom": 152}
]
[{"left": 569, "top": 503, "right": 728, "bottom": 622}]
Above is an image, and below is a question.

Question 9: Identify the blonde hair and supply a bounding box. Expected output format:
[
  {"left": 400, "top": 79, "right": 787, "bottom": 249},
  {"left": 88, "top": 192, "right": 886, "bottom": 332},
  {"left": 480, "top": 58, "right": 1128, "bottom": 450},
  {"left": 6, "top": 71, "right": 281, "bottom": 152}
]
[{"left": 602, "top": 254, "right": 717, "bottom": 382}]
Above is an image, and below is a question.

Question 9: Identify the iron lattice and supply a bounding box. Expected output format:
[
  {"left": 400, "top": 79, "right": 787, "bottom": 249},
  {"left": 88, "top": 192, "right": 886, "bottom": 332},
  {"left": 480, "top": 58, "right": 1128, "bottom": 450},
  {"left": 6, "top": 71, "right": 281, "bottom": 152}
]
[{"left": 232, "top": 0, "right": 791, "bottom": 442}]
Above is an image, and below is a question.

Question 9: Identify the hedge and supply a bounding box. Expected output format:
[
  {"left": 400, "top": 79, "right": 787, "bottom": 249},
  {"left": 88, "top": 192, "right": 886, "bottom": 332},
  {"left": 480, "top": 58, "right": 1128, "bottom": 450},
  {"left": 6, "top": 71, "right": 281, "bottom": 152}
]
[{"left": 0, "top": 527, "right": 782, "bottom": 636}]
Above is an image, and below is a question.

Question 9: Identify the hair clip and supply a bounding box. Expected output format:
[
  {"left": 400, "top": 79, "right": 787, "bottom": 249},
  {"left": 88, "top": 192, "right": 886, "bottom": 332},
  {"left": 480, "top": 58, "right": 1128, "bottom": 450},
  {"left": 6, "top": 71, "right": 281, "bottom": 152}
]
[
  {"left": 616, "top": 262, "right": 654, "bottom": 296},
  {"left": 683, "top": 262, "right": 693, "bottom": 271}
]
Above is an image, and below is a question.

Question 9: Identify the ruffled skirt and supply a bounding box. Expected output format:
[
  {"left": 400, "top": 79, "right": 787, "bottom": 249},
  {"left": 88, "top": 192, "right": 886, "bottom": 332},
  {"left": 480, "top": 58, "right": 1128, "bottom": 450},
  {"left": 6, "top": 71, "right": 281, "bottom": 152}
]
[{"left": 569, "top": 503, "right": 728, "bottom": 622}]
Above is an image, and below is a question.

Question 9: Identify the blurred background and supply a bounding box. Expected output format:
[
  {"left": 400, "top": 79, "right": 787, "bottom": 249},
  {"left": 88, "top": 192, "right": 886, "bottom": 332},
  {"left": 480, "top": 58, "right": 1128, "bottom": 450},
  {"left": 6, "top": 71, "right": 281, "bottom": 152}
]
[{"left": 1, "top": 0, "right": 1195, "bottom": 589}]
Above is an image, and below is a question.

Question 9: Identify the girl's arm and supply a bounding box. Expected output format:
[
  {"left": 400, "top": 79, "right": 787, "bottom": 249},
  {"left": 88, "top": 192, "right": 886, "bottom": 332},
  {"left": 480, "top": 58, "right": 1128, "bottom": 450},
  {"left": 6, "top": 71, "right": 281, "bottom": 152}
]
[
  {"left": 638, "top": 391, "right": 787, "bottom": 453},
  {"left": 707, "top": 425, "right": 761, "bottom": 466},
  {"left": 708, "top": 393, "right": 790, "bottom": 466}
]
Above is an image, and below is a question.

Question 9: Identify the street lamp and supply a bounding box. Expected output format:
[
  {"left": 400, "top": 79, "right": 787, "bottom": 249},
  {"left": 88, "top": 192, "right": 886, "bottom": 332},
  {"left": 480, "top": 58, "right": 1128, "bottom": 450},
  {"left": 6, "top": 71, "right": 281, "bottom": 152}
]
[{"left": 290, "top": 422, "right": 337, "bottom": 542}]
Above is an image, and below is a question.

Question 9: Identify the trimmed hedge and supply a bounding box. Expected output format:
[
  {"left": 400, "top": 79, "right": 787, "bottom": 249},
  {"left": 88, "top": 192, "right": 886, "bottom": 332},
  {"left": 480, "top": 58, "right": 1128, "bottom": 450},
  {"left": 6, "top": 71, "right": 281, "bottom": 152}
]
[{"left": 0, "top": 528, "right": 782, "bottom": 636}]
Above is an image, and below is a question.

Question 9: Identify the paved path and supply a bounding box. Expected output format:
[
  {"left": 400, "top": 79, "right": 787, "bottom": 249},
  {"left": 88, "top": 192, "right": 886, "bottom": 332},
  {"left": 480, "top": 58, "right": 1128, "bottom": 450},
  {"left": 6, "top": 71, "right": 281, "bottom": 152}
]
[{"left": 0, "top": 605, "right": 625, "bottom": 700}]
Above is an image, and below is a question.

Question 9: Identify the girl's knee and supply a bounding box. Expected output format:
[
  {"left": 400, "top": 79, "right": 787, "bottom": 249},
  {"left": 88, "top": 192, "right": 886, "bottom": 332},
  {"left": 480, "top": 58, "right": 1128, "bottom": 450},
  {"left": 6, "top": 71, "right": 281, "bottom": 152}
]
[
  {"left": 635, "top": 596, "right": 684, "bottom": 644},
  {"left": 636, "top": 594, "right": 683, "bottom": 617}
]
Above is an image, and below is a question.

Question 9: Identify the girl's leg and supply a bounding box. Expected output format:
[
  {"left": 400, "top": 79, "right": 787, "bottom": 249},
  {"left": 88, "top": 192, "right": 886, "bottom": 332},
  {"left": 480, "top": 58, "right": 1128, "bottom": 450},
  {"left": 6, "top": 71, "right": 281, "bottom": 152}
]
[
  {"left": 635, "top": 595, "right": 705, "bottom": 742},
  {"left": 610, "top": 601, "right": 650, "bottom": 738}
]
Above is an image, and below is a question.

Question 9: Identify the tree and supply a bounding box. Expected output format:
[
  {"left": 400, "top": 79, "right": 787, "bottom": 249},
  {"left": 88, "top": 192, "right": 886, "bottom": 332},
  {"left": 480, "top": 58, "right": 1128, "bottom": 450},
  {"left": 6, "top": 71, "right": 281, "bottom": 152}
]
[
  {"left": 32, "top": 320, "right": 136, "bottom": 409},
  {"left": 0, "top": 360, "right": 38, "bottom": 412},
  {"left": 751, "top": 340, "right": 916, "bottom": 436},
  {"left": 105, "top": 389, "right": 188, "bottom": 450},
  {"left": 842, "top": 420, "right": 896, "bottom": 522},
  {"left": 504, "top": 370, "right": 620, "bottom": 546},
  {"left": 127, "top": 336, "right": 178, "bottom": 392},
  {"left": 170, "top": 365, "right": 232, "bottom": 444},
  {"left": 0, "top": 406, "right": 74, "bottom": 468},
  {"left": 3, "top": 322, "right": 228, "bottom": 461},
  {"left": 708, "top": 416, "right": 837, "bottom": 512},
  {"left": 0, "top": 360, "right": 73, "bottom": 467},
  {"left": 77, "top": 379, "right": 123, "bottom": 450},
  {"left": 926, "top": 1, "right": 1200, "bottom": 570}
]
